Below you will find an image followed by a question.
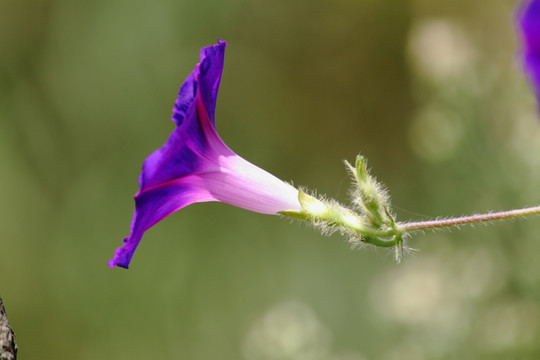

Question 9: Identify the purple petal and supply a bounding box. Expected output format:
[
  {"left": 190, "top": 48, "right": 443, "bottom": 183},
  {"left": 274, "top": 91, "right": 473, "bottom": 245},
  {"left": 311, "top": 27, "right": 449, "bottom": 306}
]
[
  {"left": 108, "top": 182, "right": 214, "bottom": 269},
  {"left": 196, "top": 39, "right": 227, "bottom": 124},
  {"left": 172, "top": 40, "right": 226, "bottom": 126},
  {"left": 519, "top": 0, "right": 540, "bottom": 106},
  {"left": 171, "top": 72, "right": 196, "bottom": 126},
  {"left": 142, "top": 41, "right": 228, "bottom": 190},
  {"left": 111, "top": 42, "right": 227, "bottom": 269},
  {"left": 110, "top": 40, "right": 301, "bottom": 269}
]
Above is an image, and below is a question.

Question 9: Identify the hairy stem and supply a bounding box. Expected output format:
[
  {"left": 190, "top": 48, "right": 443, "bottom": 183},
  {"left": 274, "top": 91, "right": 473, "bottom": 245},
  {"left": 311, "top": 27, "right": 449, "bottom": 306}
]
[{"left": 398, "top": 205, "right": 540, "bottom": 232}]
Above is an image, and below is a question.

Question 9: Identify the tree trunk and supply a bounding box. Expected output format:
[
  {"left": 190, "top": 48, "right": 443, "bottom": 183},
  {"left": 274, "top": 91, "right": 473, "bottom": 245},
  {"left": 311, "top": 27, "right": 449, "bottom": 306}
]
[{"left": 0, "top": 297, "right": 17, "bottom": 360}]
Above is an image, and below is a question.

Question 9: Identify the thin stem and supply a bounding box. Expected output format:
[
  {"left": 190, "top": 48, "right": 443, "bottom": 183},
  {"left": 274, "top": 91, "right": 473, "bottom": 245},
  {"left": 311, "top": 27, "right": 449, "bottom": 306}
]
[{"left": 398, "top": 205, "right": 540, "bottom": 233}]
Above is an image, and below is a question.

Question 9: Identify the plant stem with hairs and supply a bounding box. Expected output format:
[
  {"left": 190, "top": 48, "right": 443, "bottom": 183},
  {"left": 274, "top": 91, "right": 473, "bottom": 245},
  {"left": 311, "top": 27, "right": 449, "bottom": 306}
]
[{"left": 281, "top": 155, "right": 540, "bottom": 262}]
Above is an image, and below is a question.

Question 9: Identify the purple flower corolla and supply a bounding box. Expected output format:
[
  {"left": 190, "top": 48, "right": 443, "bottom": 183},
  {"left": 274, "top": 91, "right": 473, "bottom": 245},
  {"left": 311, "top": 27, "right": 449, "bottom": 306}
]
[
  {"left": 519, "top": 0, "right": 540, "bottom": 106},
  {"left": 109, "top": 40, "right": 302, "bottom": 269}
]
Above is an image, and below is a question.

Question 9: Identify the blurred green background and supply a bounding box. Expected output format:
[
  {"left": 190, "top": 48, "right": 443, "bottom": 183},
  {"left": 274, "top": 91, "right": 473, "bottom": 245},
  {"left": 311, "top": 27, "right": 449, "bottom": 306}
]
[{"left": 2, "top": 0, "right": 540, "bottom": 358}]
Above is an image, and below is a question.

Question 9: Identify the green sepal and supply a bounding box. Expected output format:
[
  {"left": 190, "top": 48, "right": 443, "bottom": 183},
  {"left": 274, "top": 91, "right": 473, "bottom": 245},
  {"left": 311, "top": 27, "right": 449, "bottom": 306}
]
[
  {"left": 280, "top": 178, "right": 404, "bottom": 261},
  {"left": 278, "top": 210, "right": 311, "bottom": 221},
  {"left": 279, "top": 191, "right": 331, "bottom": 221}
]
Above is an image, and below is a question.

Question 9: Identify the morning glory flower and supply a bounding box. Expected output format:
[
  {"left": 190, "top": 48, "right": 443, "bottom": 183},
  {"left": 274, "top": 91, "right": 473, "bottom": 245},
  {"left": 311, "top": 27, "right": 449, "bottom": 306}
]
[
  {"left": 109, "top": 40, "right": 302, "bottom": 269},
  {"left": 519, "top": 0, "right": 540, "bottom": 106},
  {"left": 106, "top": 6, "right": 540, "bottom": 270}
]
